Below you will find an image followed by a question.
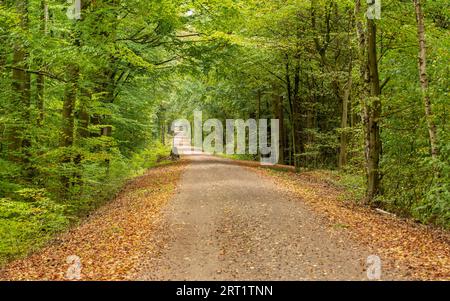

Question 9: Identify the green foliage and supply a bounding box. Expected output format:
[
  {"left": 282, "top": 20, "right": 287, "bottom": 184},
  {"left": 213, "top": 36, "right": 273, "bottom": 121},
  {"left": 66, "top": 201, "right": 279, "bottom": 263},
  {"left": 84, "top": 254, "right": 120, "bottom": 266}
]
[
  {"left": 0, "top": 0, "right": 182, "bottom": 264},
  {"left": 219, "top": 153, "right": 258, "bottom": 162},
  {"left": 0, "top": 195, "right": 68, "bottom": 265},
  {"left": 131, "top": 142, "right": 173, "bottom": 170}
]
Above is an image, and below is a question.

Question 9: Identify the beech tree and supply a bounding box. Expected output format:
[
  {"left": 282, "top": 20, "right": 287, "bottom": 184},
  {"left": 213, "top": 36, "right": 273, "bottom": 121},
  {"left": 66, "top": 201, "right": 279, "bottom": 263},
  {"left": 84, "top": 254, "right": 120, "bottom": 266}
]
[{"left": 413, "top": 0, "right": 439, "bottom": 159}]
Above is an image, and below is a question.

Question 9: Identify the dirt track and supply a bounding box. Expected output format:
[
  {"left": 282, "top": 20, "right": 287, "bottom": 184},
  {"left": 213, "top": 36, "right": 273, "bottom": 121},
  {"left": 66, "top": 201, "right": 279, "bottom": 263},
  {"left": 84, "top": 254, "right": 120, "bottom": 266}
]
[{"left": 133, "top": 154, "right": 403, "bottom": 280}]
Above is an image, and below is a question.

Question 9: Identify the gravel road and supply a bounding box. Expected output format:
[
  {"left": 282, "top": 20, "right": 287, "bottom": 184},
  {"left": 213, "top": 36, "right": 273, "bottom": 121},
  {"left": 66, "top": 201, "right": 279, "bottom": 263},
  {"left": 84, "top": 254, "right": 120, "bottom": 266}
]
[{"left": 132, "top": 154, "right": 403, "bottom": 280}]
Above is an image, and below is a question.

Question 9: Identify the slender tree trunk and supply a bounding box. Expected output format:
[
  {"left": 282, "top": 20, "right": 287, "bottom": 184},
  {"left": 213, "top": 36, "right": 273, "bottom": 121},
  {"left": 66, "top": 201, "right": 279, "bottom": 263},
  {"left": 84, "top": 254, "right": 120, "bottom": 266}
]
[
  {"left": 73, "top": 89, "right": 89, "bottom": 190},
  {"left": 293, "top": 57, "right": 304, "bottom": 156},
  {"left": 355, "top": 0, "right": 382, "bottom": 204},
  {"left": 365, "top": 17, "right": 382, "bottom": 204},
  {"left": 339, "top": 70, "right": 352, "bottom": 168},
  {"left": 77, "top": 90, "right": 90, "bottom": 139},
  {"left": 60, "top": 0, "right": 85, "bottom": 195},
  {"left": 306, "top": 70, "right": 316, "bottom": 151},
  {"left": 36, "top": 0, "right": 48, "bottom": 127},
  {"left": 278, "top": 95, "right": 285, "bottom": 165},
  {"left": 413, "top": 0, "right": 439, "bottom": 159},
  {"left": 288, "top": 54, "right": 305, "bottom": 170},
  {"left": 9, "top": 0, "right": 31, "bottom": 159},
  {"left": 60, "top": 65, "right": 79, "bottom": 148},
  {"left": 285, "top": 55, "right": 298, "bottom": 169},
  {"left": 60, "top": 65, "right": 79, "bottom": 195},
  {"left": 257, "top": 90, "right": 261, "bottom": 160},
  {"left": 36, "top": 74, "right": 45, "bottom": 126},
  {"left": 0, "top": 0, "right": 5, "bottom": 74},
  {"left": 159, "top": 107, "right": 166, "bottom": 145},
  {"left": 271, "top": 90, "right": 284, "bottom": 167}
]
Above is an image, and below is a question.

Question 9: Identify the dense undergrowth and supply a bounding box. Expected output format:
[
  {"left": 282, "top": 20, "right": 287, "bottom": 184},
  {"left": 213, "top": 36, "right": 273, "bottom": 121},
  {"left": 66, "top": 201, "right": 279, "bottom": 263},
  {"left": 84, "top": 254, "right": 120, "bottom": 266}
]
[{"left": 0, "top": 142, "right": 171, "bottom": 266}]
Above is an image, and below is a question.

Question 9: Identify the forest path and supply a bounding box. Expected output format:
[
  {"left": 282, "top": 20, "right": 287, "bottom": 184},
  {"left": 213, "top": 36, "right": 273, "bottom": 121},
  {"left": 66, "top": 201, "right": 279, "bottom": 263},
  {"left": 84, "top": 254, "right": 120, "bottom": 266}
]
[{"left": 132, "top": 153, "right": 400, "bottom": 280}]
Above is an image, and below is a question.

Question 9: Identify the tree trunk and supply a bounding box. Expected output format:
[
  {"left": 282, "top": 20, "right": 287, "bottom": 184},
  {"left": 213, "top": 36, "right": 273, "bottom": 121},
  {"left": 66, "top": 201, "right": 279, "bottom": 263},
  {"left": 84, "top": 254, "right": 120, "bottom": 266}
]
[
  {"left": 59, "top": 64, "right": 79, "bottom": 195},
  {"left": 413, "top": 0, "right": 439, "bottom": 159},
  {"left": 60, "top": 0, "right": 84, "bottom": 194},
  {"left": 278, "top": 95, "right": 285, "bottom": 165},
  {"left": 285, "top": 56, "right": 298, "bottom": 169},
  {"left": 257, "top": 90, "right": 261, "bottom": 160},
  {"left": 339, "top": 71, "right": 352, "bottom": 169},
  {"left": 273, "top": 93, "right": 285, "bottom": 164},
  {"left": 365, "top": 17, "right": 382, "bottom": 204},
  {"left": 36, "top": 74, "right": 45, "bottom": 126},
  {"left": 289, "top": 54, "right": 305, "bottom": 170},
  {"left": 159, "top": 107, "right": 166, "bottom": 145},
  {"left": 0, "top": 0, "right": 5, "bottom": 73},
  {"left": 9, "top": 0, "right": 31, "bottom": 159},
  {"left": 77, "top": 90, "right": 90, "bottom": 139},
  {"left": 60, "top": 65, "right": 79, "bottom": 148},
  {"left": 355, "top": 0, "right": 382, "bottom": 204},
  {"left": 36, "top": 0, "right": 48, "bottom": 127}
]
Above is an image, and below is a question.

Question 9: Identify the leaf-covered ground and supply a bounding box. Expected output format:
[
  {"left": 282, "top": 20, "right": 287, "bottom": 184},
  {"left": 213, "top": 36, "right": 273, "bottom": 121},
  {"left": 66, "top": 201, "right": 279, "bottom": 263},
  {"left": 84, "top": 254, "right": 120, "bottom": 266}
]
[
  {"left": 0, "top": 161, "right": 187, "bottom": 281},
  {"left": 1, "top": 156, "right": 449, "bottom": 281},
  {"left": 248, "top": 166, "right": 450, "bottom": 280}
]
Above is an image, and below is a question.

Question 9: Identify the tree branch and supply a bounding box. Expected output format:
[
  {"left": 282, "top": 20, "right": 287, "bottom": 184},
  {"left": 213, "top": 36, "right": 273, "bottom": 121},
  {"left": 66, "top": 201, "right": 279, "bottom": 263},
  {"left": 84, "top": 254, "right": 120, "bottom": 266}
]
[
  {"left": 6, "top": 66, "right": 67, "bottom": 82},
  {"left": 380, "top": 76, "right": 391, "bottom": 92}
]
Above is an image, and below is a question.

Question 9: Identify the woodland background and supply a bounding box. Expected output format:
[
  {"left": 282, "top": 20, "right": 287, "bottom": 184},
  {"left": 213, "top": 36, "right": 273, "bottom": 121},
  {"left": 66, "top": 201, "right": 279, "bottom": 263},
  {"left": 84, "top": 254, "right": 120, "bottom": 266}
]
[{"left": 0, "top": 0, "right": 448, "bottom": 265}]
